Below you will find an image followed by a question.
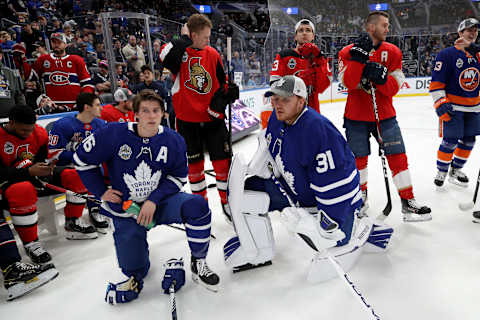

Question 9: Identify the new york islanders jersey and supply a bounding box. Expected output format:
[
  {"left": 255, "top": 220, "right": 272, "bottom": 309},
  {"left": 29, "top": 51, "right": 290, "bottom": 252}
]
[
  {"left": 429, "top": 46, "right": 480, "bottom": 112},
  {"left": 73, "top": 122, "right": 188, "bottom": 214},
  {"left": 33, "top": 54, "right": 94, "bottom": 109},
  {"left": 338, "top": 41, "right": 405, "bottom": 121},
  {"left": 48, "top": 116, "right": 106, "bottom": 165},
  {"left": 100, "top": 104, "right": 135, "bottom": 123},
  {"left": 160, "top": 42, "right": 226, "bottom": 122},
  {"left": 265, "top": 108, "right": 361, "bottom": 227}
]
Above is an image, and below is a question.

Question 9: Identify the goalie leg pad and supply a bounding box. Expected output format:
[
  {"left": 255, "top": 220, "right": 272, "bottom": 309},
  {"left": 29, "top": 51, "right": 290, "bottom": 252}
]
[
  {"left": 364, "top": 221, "right": 394, "bottom": 253},
  {"left": 247, "top": 130, "right": 280, "bottom": 179}
]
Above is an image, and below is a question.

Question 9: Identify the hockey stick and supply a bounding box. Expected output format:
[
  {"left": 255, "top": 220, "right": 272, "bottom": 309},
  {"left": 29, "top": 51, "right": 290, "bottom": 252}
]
[
  {"left": 371, "top": 86, "right": 392, "bottom": 219},
  {"left": 270, "top": 173, "right": 381, "bottom": 320},
  {"left": 169, "top": 280, "right": 178, "bottom": 320},
  {"left": 225, "top": 25, "right": 234, "bottom": 160},
  {"left": 459, "top": 168, "right": 480, "bottom": 211},
  {"left": 41, "top": 182, "right": 216, "bottom": 239}
]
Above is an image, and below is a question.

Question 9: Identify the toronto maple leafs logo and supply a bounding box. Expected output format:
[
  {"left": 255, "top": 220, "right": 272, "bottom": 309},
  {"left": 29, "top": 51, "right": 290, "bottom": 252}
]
[
  {"left": 123, "top": 161, "right": 162, "bottom": 202},
  {"left": 274, "top": 153, "right": 297, "bottom": 195}
]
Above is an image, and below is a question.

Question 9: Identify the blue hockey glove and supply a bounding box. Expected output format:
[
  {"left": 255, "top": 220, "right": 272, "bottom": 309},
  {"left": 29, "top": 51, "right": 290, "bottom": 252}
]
[
  {"left": 105, "top": 276, "right": 143, "bottom": 304},
  {"left": 434, "top": 97, "right": 453, "bottom": 121},
  {"left": 162, "top": 258, "right": 185, "bottom": 294}
]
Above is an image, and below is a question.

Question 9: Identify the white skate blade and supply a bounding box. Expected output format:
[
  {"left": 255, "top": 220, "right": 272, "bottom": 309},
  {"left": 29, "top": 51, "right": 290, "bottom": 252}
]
[
  {"left": 191, "top": 274, "right": 219, "bottom": 293},
  {"left": 448, "top": 177, "right": 468, "bottom": 188},
  {"left": 65, "top": 231, "right": 98, "bottom": 240},
  {"left": 7, "top": 268, "right": 59, "bottom": 301},
  {"left": 403, "top": 213, "right": 432, "bottom": 222}
]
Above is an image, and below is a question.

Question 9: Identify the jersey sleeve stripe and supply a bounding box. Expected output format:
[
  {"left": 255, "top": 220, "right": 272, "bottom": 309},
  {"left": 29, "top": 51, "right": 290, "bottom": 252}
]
[
  {"left": 447, "top": 94, "right": 480, "bottom": 106},
  {"left": 73, "top": 153, "right": 87, "bottom": 166},
  {"left": 167, "top": 175, "right": 185, "bottom": 189},
  {"left": 390, "top": 69, "right": 405, "bottom": 88},
  {"left": 159, "top": 42, "right": 173, "bottom": 62},
  {"left": 310, "top": 169, "right": 358, "bottom": 193},
  {"left": 429, "top": 81, "right": 446, "bottom": 91},
  {"left": 315, "top": 185, "right": 359, "bottom": 205},
  {"left": 75, "top": 164, "right": 100, "bottom": 171},
  {"left": 431, "top": 90, "right": 446, "bottom": 102}
]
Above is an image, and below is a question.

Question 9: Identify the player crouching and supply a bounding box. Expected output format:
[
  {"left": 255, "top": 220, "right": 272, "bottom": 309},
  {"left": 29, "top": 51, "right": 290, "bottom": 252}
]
[
  {"left": 223, "top": 76, "right": 393, "bottom": 281},
  {"left": 73, "top": 90, "right": 219, "bottom": 304}
]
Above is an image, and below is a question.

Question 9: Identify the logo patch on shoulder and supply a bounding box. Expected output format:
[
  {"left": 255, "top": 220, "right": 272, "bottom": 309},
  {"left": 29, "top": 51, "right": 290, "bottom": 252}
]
[
  {"left": 118, "top": 144, "right": 132, "bottom": 160},
  {"left": 43, "top": 60, "right": 50, "bottom": 68},
  {"left": 182, "top": 52, "right": 188, "bottom": 63},
  {"left": 4, "top": 142, "right": 14, "bottom": 154},
  {"left": 287, "top": 58, "right": 296, "bottom": 69},
  {"left": 456, "top": 58, "right": 463, "bottom": 68}
]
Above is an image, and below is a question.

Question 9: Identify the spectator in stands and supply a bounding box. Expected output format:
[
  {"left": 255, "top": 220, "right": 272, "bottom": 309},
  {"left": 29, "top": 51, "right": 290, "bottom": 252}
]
[
  {"left": 63, "top": 22, "right": 75, "bottom": 44},
  {"left": 12, "top": 43, "right": 40, "bottom": 108},
  {"left": 113, "top": 38, "right": 125, "bottom": 63},
  {"left": 115, "top": 63, "right": 128, "bottom": 88},
  {"left": 92, "top": 60, "right": 113, "bottom": 94},
  {"left": 0, "top": 47, "right": 26, "bottom": 118},
  {"left": 34, "top": 93, "right": 68, "bottom": 115},
  {"left": 122, "top": 34, "right": 146, "bottom": 73},
  {"left": 231, "top": 50, "right": 244, "bottom": 74},
  {"left": 20, "top": 22, "right": 43, "bottom": 58}
]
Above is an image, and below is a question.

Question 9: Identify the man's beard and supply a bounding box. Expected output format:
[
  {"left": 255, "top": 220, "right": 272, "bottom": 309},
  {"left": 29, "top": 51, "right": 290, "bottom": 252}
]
[{"left": 53, "top": 48, "right": 65, "bottom": 56}]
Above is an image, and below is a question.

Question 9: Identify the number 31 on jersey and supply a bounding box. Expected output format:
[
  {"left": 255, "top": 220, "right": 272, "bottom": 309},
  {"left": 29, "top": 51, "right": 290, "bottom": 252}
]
[{"left": 316, "top": 150, "right": 335, "bottom": 173}]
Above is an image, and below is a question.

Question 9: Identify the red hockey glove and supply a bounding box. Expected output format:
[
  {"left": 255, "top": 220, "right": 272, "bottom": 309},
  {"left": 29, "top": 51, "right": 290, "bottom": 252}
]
[{"left": 298, "top": 43, "right": 322, "bottom": 59}]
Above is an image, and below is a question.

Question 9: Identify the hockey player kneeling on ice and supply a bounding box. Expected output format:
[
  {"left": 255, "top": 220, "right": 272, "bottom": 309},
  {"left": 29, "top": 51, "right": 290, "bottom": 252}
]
[
  {"left": 223, "top": 76, "right": 393, "bottom": 281},
  {"left": 73, "top": 90, "right": 219, "bottom": 304}
]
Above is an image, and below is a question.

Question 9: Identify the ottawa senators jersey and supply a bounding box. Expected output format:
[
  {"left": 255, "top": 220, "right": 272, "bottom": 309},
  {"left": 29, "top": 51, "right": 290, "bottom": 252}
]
[
  {"left": 0, "top": 124, "right": 48, "bottom": 167},
  {"left": 101, "top": 104, "right": 135, "bottom": 123},
  {"left": 32, "top": 53, "right": 94, "bottom": 110},
  {"left": 429, "top": 46, "right": 480, "bottom": 112},
  {"left": 160, "top": 44, "right": 226, "bottom": 122},
  {"left": 338, "top": 41, "right": 405, "bottom": 121}
]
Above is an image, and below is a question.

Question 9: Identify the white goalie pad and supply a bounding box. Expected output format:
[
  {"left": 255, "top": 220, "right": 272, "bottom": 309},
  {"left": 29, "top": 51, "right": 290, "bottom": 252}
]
[
  {"left": 225, "top": 154, "right": 275, "bottom": 267},
  {"left": 247, "top": 130, "right": 280, "bottom": 179},
  {"left": 307, "top": 214, "right": 373, "bottom": 283}
]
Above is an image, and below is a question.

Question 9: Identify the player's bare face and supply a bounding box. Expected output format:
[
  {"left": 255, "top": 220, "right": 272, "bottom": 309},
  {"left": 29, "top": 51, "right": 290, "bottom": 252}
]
[
  {"left": 136, "top": 100, "right": 164, "bottom": 135},
  {"left": 90, "top": 98, "right": 102, "bottom": 118},
  {"left": 460, "top": 27, "right": 478, "bottom": 43},
  {"left": 50, "top": 38, "right": 66, "bottom": 56},
  {"left": 192, "top": 27, "right": 211, "bottom": 49},
  {"left": 12, "top": 123, "right": 35, "bottom": 139},
  {"left": 295, "top": 25, "right": 314, "bottom": 46},
  {"left": 370, "top": 16, "right": 389, "bottom": 43},
  {"left": 271, "top": 95, "right": 304, "bottom": 125}
]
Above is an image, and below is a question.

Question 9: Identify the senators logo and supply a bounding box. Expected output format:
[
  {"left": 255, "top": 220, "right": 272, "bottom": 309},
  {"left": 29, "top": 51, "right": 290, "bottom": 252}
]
[
  {"left": 16, "top": 144, "right": 33, "bottom": 161},
  {"left": 49, "top": 71, "right": 70, "bottom": 86},
  {"left": 185, "top": 57, "right": 212, "bottom": 94},
  {"left": 459, "top": 67, "right": 480, "bottom": 92}
]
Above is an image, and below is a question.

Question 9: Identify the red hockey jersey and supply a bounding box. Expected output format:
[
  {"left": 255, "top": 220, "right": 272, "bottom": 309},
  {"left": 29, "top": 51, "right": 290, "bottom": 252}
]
[
  {"left": 338, "top": 41, "right": 405, "bottom": 122},
  {"left": 33, "top": 53, "right": 94, "bottom": 110},
  {"left": 100, "top": 104, "right": 135, "bottom": 123},
  {"left": 0, "top": 124, "right": 48, "bottom": 167}
]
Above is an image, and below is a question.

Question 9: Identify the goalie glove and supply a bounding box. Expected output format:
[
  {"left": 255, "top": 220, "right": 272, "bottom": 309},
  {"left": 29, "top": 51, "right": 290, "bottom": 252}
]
[
  {"left": 105, "top": 276, "right": 143, "bottom": 304},
  {"left": 161, "top": 258, "right": 185, "bottom": 294},
  {"left": 349, "top": 33, "right": 373, "bottom": 64}
]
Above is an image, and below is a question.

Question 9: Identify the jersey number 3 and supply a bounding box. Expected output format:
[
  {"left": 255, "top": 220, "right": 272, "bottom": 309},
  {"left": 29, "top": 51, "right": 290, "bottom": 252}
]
[{"left": 316, "top": 150, "right": 335, "bottom": 173}]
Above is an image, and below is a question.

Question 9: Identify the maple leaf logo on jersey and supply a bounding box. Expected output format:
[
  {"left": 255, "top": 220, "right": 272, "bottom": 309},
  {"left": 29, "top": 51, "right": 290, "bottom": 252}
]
[
  {"left": 185, "top": 57, "right": 212, "bottom": 94},
  {"left": 274, "top": 153, "right": 298, "bottom": 195},
  {"left": 123, "top": 161, "right": 162, "bottom": 202}
]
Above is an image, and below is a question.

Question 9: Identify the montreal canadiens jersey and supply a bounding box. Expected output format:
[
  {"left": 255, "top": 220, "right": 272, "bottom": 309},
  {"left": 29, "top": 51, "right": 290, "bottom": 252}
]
[
  {"left": 48, "top": 116, "right": 106, "bottom": 165},
  {"left": 265, "top": 108, "right": 361, "bottom": 227},
  {"left": 33, "top": 53, "right": 94, "bottom": 109},
  {"left": 100, "top": 104, "right": 135, "bottom": 123},
  {"left": 73, "top": 122, "right": 188, "bottom": 214},
  {"left": 429, "top": 46, "right": 480, "bottom": 112}
]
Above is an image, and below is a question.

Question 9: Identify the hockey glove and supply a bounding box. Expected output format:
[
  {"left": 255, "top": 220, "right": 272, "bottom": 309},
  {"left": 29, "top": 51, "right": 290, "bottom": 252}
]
[
  {"left": 208, "top": 88, "right": 228, "bottom": 120},
  {"left": 161, "top": 258, "right": 185, "bottom": 294},
  {"left": 226, "top": 82, "right": 240, "bottom": 104},
  {"left": 349, "top": 33, "right": 373, "bottom": 64},
  {"left": 362, "top": 61, "right": 388, "bottom": 85},
  {"left": 105, "top": 276, "right": 143, "bottom": 304},
  {"left": 298, "top": 42, "right": 322, "bottom": 59},
  {"left": 434, "top": 97, "right": 453, "bottom": 121},
  {"left": 15, "top": 159, "right": 33, "bottom": 169}
]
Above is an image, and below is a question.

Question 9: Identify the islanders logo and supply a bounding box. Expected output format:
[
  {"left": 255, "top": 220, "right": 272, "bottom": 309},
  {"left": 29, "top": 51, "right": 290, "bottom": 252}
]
[
  {"left": 185, "top": 57, "right": 212, "bottom": 94},
  {"left": 459, "top": 67, "right": 480, "bottom": 92}
]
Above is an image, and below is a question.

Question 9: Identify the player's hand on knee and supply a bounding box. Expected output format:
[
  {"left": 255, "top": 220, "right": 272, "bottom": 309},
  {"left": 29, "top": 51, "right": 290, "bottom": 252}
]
[
  {"left": 434, "top": 98, "right": 453, "bottom": 121},
  {"left": 137, "top": 200, "right": 156, "bottom": 227},
  {"left": 101, "top": 188, "right": 123, "bottom": 203},
  {"left": 362, "top": 61, "right": 388, "bottom": 85},
  {"left": 105, "top": 276, "right": 143, "bottom": 305},
  {"left": 161, "top": 258, "right": 185, "bottom": 294}
]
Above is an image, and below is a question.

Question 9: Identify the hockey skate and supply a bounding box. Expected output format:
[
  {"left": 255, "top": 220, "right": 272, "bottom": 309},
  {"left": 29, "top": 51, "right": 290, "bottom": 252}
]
[
  {"left": 191, "top": 256, "right": 219, "bottom": 292},
  {"left": 24, "top": 240, "right": 52, "bottom": 264},
  {"left": 448, "top": 167, "right": 468, "bottom": 188},
  {"left": 401, "top": 198, "right": 432, "bottom": 222},
  {"left": 89, "top": 206, "right": 110, "bottom": 234},
  {"left": 473, "top": 211, "right": 480, "bottom": 223},
  {"left": 434, "top": 170, "right": 447, "bottom": 188},
  {"left": 3, "top": 261, "right": 59, "bottom": 301},
  {"left": 64, "top": 217, "right": 98, "bottom": 240}
]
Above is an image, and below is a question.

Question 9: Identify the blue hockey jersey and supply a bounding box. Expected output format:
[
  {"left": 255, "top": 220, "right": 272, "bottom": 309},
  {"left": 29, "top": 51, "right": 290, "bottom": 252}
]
[
  {"left": 48, "top": 116, "right": 106, "bottom": 165},
  {"left": 266, "top": 107, "right": 361, "bottom": 226},
  {"left": 430, "top": 46, "right": 480, "bottom": 112},
  {"left": 73, "top": 122, "right": 188, "bottom": 214}
]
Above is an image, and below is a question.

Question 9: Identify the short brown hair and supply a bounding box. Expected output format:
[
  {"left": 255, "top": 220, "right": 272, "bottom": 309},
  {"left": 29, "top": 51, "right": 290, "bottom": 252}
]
[
  {"left": 187, "top": 14, "right": 213, "bottom": 34},
  {"left": 365, "top": 11, "right": 389, "bottom": 26},
  {"left": 133, "top": 89, "right": 164, "bottom": 113}
]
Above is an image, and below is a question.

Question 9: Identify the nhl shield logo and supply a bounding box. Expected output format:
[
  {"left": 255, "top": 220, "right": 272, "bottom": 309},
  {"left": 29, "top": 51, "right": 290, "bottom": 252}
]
[
  {"left": 456, "top": 58, "right": 463, "bottom": 69},
  {"left": 43, "top": 60, "right": 50, "bottom": 68},
  {"left": 4, "top": 142, "right": 14, "bottom": 155},
  {"left": 118, "top": 144, "right": 132, "bottom": 160},
  {"left": 287, "top": 58, "right": 296, "bottom": 69}
]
